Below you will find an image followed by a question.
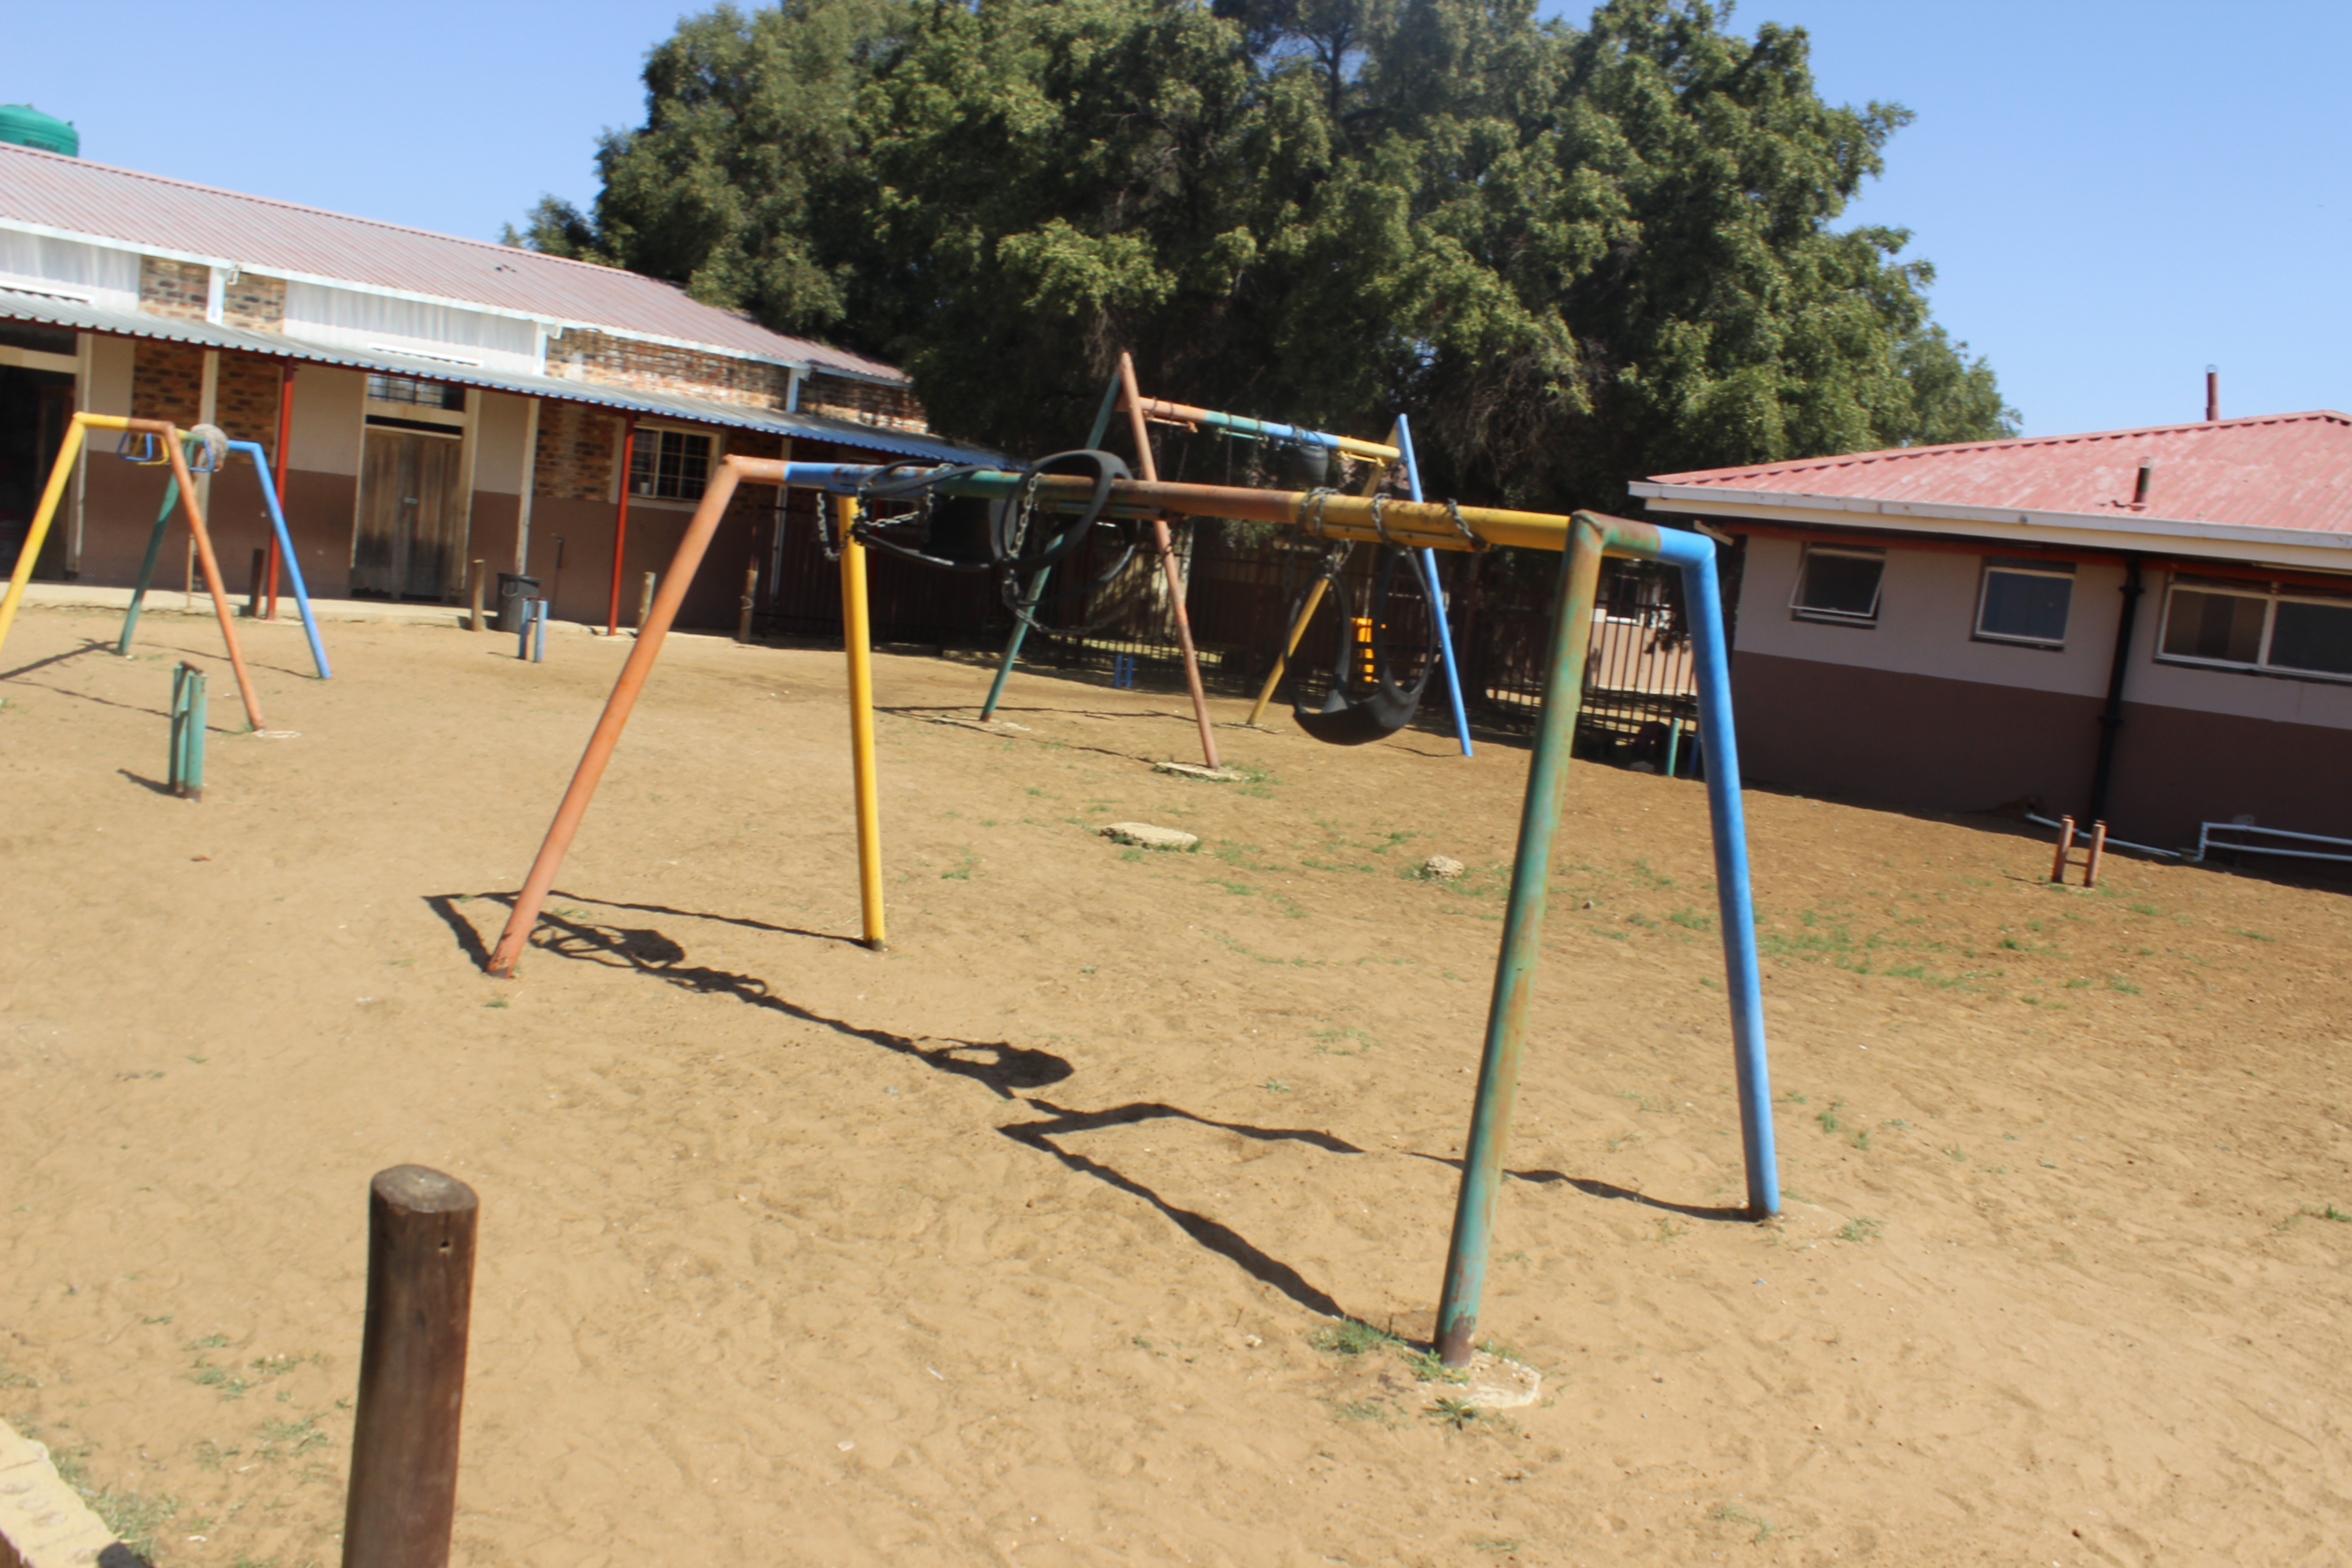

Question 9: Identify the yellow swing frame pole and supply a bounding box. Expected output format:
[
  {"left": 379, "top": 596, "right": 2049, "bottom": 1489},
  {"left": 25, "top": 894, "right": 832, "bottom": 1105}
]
[
  {"left": 837, "top": 495, "right": 888, "bottom": 951},
  {"left": 0, "top": 416, "right": 92, "bottom": 655}
]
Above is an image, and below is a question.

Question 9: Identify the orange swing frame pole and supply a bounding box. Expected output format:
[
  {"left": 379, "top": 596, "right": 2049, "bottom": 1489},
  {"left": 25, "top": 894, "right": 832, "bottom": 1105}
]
[{"left": 1117, "top": 352, "right": 1220, "bottom": 771}]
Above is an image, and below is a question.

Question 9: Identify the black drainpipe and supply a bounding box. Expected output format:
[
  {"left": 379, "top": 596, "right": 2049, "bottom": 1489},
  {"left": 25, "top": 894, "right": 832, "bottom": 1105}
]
[{"left": 2085, "top": 554, "right": 2144, "bottom": 822}]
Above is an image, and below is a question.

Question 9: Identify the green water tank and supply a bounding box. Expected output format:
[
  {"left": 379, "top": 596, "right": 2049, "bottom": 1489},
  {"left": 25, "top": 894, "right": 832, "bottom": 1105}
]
[{"left": 0, "top": 105, "right": 78, "bottom": 157}]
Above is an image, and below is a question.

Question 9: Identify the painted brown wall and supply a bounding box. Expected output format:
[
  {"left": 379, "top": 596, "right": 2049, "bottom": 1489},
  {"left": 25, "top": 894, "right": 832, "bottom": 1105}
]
[
  {"left": 78, "top": 461, "right": 356, "bottom": 596},
  {"left": 1733, "top": 649, "right": 2352, "bottom": 850},
  {"left": 524, "top": 494, "right": 763, "bottom": 631},
  {"left": 2103, "top": 702, "right": 2352, "bottom": 848},
  {"left": 1731, "top": 649, "right": 2101, "bottom": 816}
]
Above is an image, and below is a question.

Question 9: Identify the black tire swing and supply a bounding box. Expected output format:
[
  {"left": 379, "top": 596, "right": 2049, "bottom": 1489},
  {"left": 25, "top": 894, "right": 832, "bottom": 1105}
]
[{"left": 1286, "top": 540, "right": 1439, "bottom": 745}]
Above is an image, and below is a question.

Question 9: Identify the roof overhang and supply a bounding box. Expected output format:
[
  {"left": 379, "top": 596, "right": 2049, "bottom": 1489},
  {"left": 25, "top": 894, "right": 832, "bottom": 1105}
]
[
  {"left": 1629, "top": 480, "right": 2352, "bottom": 577},
  {"left": 1, "top": 289, "right": 999, "bottom": 466}
]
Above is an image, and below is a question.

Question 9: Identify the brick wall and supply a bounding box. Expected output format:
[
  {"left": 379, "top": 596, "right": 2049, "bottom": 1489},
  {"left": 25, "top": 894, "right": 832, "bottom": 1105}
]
[
  {"left": 132, "top": 340, "right": 205, "bottom": 426},
  {"left": 127, "top": 346, "right": 285, "bottom": 455},
  {"left": 215, "top": 353, "right": 285, "bottom": 455},
  {"left": 534, "top": 401, "right": 619, "bottom": 504},
  {"left": 138, "top": 255, "right": 210, "bottom": 321},
  {"left": 797, "top": 372, "right": 926, "bottom": 433},
  {"left": 222, "top": 274, "right": 286, "bottom": 333},
  {"left": 555, "top": 328, "right": 790, "bottom": 409}
]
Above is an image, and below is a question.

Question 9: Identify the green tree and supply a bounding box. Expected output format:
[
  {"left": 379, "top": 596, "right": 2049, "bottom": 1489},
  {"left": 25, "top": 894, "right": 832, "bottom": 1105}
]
[{"left": 517, "top": 0, "right": 2015, "bottom": 509}]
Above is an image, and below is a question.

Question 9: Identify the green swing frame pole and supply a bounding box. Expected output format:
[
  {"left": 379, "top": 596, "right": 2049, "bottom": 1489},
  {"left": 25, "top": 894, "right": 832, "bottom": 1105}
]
[
  {"left": 979, "top": 373, "right": 1125, "bottom": 720},
  {"left": 1432, "top": 514, "right": 1608, "bottom": 1365},
  {"left": 117, "top": 474, "right": 185, "bottom": 657}
]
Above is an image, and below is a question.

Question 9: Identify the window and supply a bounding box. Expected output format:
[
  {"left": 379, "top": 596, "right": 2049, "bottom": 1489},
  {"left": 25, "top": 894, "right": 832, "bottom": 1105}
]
[
  {"left": 629, "top": 426, "right": 713, "bottom": 502},
  {"left": 366, "top": 373, "right": 464, "bottom": 411},
  {"left": 2159, "top": 575, "right": 2352, "bottom": 679},
  {"left": 1975, "top": 557, "right": 2074, "bottom": 647},
  {"left": 1789, "top": 545, "right": 1885, "bottom": 625}
]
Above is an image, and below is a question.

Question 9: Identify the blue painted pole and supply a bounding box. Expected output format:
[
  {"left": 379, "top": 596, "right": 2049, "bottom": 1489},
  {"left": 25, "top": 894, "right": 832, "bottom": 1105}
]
[
  {"left": 225, "top": 440, "right": 330, "bottom": 679},
  {"left": 1650, "top": 528, "right": 1777, "bottom": 1216},
  {"left": 1392, "top": 416, "right": 1473, "bottom": 759}
]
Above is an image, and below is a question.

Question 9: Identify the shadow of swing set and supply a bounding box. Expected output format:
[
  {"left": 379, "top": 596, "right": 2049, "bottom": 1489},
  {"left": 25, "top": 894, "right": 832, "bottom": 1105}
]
[{"left": 482, "top": 357, "right": 1782, "bottom": 1368}]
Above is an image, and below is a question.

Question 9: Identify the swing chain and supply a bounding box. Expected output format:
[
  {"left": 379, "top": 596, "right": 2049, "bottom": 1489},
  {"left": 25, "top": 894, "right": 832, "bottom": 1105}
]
[
  {"left": 1442, "top": 498, "right": 1490, "bottom": 551},
  {"left": 1299, "top": 487, "right": 1339, "bottom": 539}
]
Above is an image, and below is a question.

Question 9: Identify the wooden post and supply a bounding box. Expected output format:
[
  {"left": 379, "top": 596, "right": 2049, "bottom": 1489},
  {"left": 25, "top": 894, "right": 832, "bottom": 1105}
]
[
  {"left": 468, "top": 560, "right": 486, "bottom": 632},
  {"left": 738, "top": 566, "right": 758, "bottom": 643},
  {"left": 247, "top": 547, "right": 265, "bottom": 619},
  {"left": 635, "top": 570, "right": 657, "bottom": 637},
  {"left": 2084, "top": 820, "right": 2107, "bottom": 889},
  {"left": 342, "top": 1166, "right": 479, "bottom": 1568},
  {"left": 2049, "top": 816, "right": 2075, "bottom": 884}
]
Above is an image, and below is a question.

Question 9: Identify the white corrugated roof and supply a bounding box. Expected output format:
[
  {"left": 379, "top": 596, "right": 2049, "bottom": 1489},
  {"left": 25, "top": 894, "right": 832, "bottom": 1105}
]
[
  {"left": 0, "top": 142, "right": 902, "bottom": 380},
  {"left": 0, "top": 291, "right": 997, "bottom": 465}
]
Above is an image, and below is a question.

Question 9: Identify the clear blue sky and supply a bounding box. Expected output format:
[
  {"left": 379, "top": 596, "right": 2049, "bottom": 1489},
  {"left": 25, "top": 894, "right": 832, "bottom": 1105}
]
[{"left": 9, "top": 0, "right": 2347, "bottom": 440}]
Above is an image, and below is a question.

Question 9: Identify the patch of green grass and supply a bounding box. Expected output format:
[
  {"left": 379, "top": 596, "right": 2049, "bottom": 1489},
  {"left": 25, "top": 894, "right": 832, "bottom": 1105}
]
[
  {"left": 185, "top": 1333, "right": 230, "bottom": 1351},
  {"left": 1429, "top": 1396, "right": 1481, "bottom": 1430},
  {"left": 941, "top": 849, "right": 978, "bottom": 880},
  {"left": 2107, "top": 975, "right": 2141, "bottom": 994},
  {"left": 482, "top": 997, "right": 510, "bottom": 1009},
  {"left": 1815, "top": 1102, "right": 1843, "bottom": 1135},
  {"left": 2228, "top": 927, "right": 2276, "bottom": 942},
  {"left": 1262, "top": 1078, "right": 1291, "bottom": 1093},
  {"left": 1850, "top": 1128, "right": 1872, "bottom": 1152},
  {"left": 1469, "top": 1534, "right": 1523, "bottom": 1552},
  {"left": 1310, "top": 1025, "right": 1375, "bottom": 1055},
  {"left": 1214, "top": 880, "right": 1255, "bottom": 897},
  {"left": 1710, "top": 1503, "right": 1776, "bottom": 1544},
  {"left": 44, "top": 1438, "right": 177, "bottom": 1561},
  {"left": 1837, "top": 1215, "right": 1883, "bottom": 1243},
  {"left": 1331, "top": 1398, "right": 1400, "bottom": 1426},
  {"left": 1942, "top": 1144, "right": 1967, "bottom": 1162},
  {"left": 1307, "top": 1318, "right": 1400, "bottom": 1357},
  {"left": 1669, "top": 906, "right": 1715, "bottom": 932}
]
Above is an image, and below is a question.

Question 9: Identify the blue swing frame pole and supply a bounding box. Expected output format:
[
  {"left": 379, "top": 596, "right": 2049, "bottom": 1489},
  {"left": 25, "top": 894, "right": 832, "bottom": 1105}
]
[
  {"left": 979, "top": 373, "right": 1125, "bottom": 720},
  {"left": 1432, "top": 512, "right": 1775, "bottom": 1366},
  {"left": 226, "top": 440, "right": 330, "bottom": 680},
  {"left": 1391, "top": 416, "right": 1473, "bottom": 759}
]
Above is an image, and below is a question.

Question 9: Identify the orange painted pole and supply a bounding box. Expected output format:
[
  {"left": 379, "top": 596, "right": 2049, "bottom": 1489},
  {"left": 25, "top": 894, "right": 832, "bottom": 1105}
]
[
  {"left": 166, "top": 431, "right": 269, "bottom": 732},
  {"left": 1118, "top": 353, "right": 1220, "bottom": 771},
  {"left": 607, "top": 420, "right": 637, "bottom": 637},
  {"left": 488, "top": 463, "right": 743, "bottom": 976}
]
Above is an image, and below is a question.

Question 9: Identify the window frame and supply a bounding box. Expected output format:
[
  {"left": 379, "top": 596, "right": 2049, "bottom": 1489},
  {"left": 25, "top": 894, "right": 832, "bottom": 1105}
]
[
  {"left": 2156, "top": 573, "right": 2352, "bottom": 683},
  {"left": 1788, "top": 543, "right": 1887, "bottom": 627},
  {"left": 1971, "top": 556, "right": 2076, "bottom": 650},
  {"left": 625, "top": 423, "right": 720, "bottom": 505}
]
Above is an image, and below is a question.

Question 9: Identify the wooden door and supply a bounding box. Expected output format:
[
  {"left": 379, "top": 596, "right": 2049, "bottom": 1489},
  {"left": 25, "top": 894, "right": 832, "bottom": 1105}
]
[{"left": 353, "top": 428, "right": 464, "bottom": 599}]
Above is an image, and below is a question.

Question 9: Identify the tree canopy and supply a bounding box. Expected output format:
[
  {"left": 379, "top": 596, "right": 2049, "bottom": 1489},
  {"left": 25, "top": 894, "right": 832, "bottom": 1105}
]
[{"left": 517, "top": 0, "right": 2016, "bottom": 510}]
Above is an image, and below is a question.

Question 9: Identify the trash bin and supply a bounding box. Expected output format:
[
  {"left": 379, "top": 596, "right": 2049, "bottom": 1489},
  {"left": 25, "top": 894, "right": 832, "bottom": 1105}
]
[{"left": 496, "top": 573, "right": 541, "bottom": 633}]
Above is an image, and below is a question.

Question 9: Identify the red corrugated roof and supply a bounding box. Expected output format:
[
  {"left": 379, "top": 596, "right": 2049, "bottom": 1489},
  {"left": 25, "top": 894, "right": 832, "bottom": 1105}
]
[
  {"left": 0, "top": 142, "right": 902, "bottom": 381},
  {"left": 1646, "top": 412, "right": 2352, "bottom": 535}
]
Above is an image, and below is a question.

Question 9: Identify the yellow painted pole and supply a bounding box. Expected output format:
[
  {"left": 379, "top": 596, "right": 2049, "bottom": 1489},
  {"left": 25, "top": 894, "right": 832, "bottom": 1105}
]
[
  {"left": 0, "top": 416, "right": 95, "bottom": 657},
  {"left": 837, "top": 495, "right": 887, "bottom": 951},
  {"left": 1244, "top": 575, "right": 1329, "bottom": 727}
]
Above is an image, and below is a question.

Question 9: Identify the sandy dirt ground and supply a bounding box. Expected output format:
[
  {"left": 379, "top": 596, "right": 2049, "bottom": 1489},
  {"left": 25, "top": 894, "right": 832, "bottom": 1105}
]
[{"left": 3, "top": 603, "right": 2351, "bottom": 1568}]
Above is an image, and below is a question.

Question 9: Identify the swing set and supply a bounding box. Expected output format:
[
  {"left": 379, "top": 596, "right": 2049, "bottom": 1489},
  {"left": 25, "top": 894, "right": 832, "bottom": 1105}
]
[
  {"left": 0, "top": 415, "right": 272, "bottom": 732},
  {"left": 972, "top": 354, "right": 1479, "bottom": 759},
  {"left": 482, "top": 399, "right": 1781, "bottom": 1367}
]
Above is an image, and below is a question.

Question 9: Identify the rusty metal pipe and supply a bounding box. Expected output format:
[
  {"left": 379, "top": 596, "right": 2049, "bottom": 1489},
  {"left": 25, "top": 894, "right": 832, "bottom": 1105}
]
[
  {"left": 487, "top": 463, "right": 743, "bottom": 976},
  {"left": 1120, "top": 353, "right": 1220, "bottom": 771},
  {"left": 1129, "top": 395, "right": 1400, "bottom": 463}
]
